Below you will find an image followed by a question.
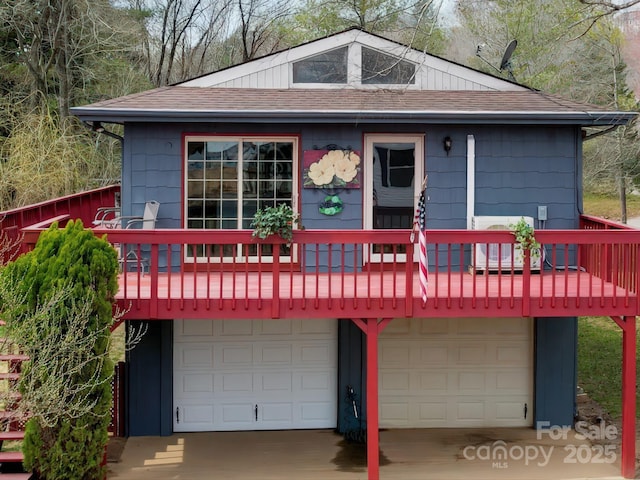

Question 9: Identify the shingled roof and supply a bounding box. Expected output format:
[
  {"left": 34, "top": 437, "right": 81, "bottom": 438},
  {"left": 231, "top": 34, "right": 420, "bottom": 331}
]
[
  {"left": 71, "top": 29, "right": 636, "bottom": 127},
  {"left": 72, "top": 87, "right": 635, "bottom": 126}
]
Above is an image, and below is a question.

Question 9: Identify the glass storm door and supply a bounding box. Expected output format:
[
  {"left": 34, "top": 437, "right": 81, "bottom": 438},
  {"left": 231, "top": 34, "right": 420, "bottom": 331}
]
[{"left": 363, "top": 134, "right": 424, "bottom": 263}]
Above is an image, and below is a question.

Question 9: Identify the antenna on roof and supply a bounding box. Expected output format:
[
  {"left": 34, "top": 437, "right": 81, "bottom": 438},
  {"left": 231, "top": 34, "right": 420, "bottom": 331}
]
[{"left": 475, "top": 40, "right": 518, "bottom": 82}]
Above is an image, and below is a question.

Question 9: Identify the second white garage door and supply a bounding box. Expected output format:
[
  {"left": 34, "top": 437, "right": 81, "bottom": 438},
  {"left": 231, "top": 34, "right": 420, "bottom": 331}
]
[
  {"left": 174, "top": 319, "right": 337, "bottom": 432},
  {"left": 379, "top": 317, "right": 533, "bottom": 428}
]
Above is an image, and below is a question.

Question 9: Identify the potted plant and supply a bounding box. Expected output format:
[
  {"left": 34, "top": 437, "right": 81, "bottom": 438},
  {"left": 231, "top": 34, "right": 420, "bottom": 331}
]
[
  {"left": 511, "top": 217, "right": 541, "bottom": 261},
  {"left": 251, "top": 204, "right": 298, "bottom": 242}
]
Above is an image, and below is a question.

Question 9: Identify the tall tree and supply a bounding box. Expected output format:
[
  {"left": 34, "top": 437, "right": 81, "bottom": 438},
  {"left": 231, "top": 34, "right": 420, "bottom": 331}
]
[
  {"left": 126, "top": 0, "right": 235, "bottom": 86},
  {"left": 0, "top": 0, "right": 143, "bottom": 117},
  {"left": 454, "top": 0, "right": 640, "bottom": 221}
]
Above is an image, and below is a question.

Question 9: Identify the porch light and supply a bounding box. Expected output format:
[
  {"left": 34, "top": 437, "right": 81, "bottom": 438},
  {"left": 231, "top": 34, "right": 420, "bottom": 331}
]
[{"left": 443, "top": 136, "right": 452, "bottom": 155}]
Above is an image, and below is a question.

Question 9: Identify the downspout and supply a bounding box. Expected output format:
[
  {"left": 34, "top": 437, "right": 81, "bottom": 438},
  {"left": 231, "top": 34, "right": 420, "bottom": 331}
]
[{"left": 467, "top": 134, "right": 475, "bottom": 229}]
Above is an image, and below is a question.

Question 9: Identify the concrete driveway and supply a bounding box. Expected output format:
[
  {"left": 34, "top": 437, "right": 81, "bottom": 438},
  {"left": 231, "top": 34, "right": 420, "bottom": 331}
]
[{"left": 106, "top": 428, "right": 624, "bottom": 480}]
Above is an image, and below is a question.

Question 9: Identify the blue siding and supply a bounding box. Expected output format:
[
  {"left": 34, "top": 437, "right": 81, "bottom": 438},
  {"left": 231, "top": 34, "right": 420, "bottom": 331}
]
[
  {"left": 535, "top": 317, "right": 577, "bottom": 428},
  {"left": 127, "top": 320, "right": 173, "bottom": 436},
  {"left": 123, "top": 123, "right": 581, "bottom": 232},
  {"left": 473, "top": 126, "right": 579, "bottom": 229},
  {"left": 121, "top": 121, "right": 582, "bottom": 435}
]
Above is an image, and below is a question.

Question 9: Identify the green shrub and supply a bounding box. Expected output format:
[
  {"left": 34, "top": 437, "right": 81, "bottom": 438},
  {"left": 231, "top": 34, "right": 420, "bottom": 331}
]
[{"left": 0, "top": 220, "right": 118, "bottom": 480}]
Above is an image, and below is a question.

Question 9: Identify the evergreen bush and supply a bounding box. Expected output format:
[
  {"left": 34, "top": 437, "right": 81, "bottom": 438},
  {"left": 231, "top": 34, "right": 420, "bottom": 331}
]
[{"left": 0, "top": 220, "right": 118, "bottom": 480}]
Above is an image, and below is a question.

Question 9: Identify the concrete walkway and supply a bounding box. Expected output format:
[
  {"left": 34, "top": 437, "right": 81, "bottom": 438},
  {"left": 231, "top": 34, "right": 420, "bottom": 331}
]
[{"left": 107, "top": 428, "right": 624, "bottom": 480}]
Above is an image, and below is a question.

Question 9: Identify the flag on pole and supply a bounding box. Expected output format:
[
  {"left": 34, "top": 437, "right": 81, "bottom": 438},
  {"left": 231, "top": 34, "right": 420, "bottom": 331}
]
[{"left": 415, "top": 179, "right": 428, "bottom": 302}]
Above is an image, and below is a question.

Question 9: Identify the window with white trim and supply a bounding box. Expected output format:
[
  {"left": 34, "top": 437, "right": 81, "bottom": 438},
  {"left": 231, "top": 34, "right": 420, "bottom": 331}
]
[{"left": 185, "top": 136, "right": 297, "bottom": 260}]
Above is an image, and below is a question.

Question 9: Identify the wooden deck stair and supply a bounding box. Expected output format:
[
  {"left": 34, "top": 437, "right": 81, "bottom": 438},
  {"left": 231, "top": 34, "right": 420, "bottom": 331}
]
[{"left": 0, "top": 334, "right": 30, "bottom": 479}]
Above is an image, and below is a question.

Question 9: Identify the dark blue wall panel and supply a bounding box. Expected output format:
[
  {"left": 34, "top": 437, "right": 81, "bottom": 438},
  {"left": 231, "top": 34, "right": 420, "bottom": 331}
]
[
  {"left": 123, "top": 123, "right": 581, "bottom": 233},
  {"left": 127, "top": 320, "right": 173, "bottom": 436},
  {"left": 535, "top": 317, "right": 577, "bottom": 428},
  {"left": 337, "top": 320, "right": 366, "bottom": 434}
]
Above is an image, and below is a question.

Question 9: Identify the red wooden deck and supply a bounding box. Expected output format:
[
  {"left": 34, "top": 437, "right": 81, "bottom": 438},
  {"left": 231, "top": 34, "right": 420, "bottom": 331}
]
[
  {"left": 7, "top": 196, "right": 640, "bottom": 480},
  {"left": 118, "top": 269, "right": 637, "bottom": 319}
]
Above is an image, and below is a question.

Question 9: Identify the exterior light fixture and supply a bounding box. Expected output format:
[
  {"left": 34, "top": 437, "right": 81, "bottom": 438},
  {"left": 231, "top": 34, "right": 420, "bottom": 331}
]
[{"left": 443, "top": 136, "right": 452, "bottom": 155}]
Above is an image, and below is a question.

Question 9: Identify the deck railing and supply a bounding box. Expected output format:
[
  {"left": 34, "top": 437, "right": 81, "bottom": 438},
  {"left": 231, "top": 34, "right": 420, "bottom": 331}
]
[
  {"left": 0, "top": 185, "right": 120, "bottom": 243},
  {"left": 15, "top": 212, "right": 640, "bottom": 319}
]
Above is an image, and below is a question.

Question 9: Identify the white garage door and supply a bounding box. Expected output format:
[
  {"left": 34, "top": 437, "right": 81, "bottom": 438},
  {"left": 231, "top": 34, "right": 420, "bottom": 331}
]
[
  {"left": 174, "top": 319, "right": 337, "bottom": 432},
  {"left": 379, "top": 317, "right": 533, "bottom": 428}
]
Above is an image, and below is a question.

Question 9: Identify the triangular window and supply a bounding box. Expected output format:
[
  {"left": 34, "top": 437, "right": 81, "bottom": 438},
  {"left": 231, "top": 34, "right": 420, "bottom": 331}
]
[
  {"left": 361, "top": 47, "right": 415, "bottom": 85},
  {"left": 293, "top": 47, "right": 348, "bottom": 84}
]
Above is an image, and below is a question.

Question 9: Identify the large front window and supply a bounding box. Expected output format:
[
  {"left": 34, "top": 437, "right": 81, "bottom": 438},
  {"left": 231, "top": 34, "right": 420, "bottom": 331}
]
[{"left": 185, "top": 136, "right": 297, "bottom": 260}]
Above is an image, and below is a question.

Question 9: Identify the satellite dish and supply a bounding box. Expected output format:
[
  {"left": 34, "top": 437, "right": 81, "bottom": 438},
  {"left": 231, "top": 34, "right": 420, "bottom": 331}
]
[
  {"left": 499, "top": 40, "right": 518, "bottom": 80},
  {"left": 475, "top": 39, "right": 518, "bottom": 81}
]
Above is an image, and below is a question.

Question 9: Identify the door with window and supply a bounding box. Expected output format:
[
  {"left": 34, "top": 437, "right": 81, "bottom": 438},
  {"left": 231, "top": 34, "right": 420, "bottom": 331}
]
[
  {"left": 363, "top": 134, "right": 424, "bottom": 263},
  {"left": 185, "top": 136, "right": 297, "bottom": 263}
]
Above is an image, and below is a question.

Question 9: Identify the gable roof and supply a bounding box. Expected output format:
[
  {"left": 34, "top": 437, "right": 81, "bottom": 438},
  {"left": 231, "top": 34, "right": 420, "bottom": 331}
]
[
  {"left": 178, "top": 28, "right": 526, "bottom": 92},
  {"left": 71, "top": 29, "right": 637, "bottom": 127}
]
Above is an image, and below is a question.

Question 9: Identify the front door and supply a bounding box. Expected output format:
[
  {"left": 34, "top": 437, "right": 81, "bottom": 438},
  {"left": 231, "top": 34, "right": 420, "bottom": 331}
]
[{"left": 363, "top": 134, "right": 424, "bottom": 263}]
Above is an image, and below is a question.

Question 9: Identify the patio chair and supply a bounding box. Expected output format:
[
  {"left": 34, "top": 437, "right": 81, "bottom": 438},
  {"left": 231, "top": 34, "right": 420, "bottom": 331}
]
[
  {"left": 93, "top": 206, "right": 121, "bottom": 228},
  {"left": 111, "top": 201, "right": 160, "bottom": 274}
]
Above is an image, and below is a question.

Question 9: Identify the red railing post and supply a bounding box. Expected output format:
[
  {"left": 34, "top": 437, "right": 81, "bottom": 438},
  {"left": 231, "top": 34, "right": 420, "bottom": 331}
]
[
  {"left": 522, "top": 249, "right": 531, "bottom": 317},
  {"left": 272, "top": 243, "right": 280, "bottom": 318},
  {"left": 405, "top": 243, "right": 414, "bottom": 317},
  {"left": 150, "top": 244, "right": 159, "bottom": 319},
  {"left": 621, "top": 316, "right": 636, "bottom": 478}
]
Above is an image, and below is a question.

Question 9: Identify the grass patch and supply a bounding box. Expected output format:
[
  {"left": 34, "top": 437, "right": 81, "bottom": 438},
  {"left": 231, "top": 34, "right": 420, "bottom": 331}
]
[
  {"left": 577, "top": 317, "right": 640, "bottom": 419},
  {"left": 583, "top": 193, "right": 640, "bottom": 221}
]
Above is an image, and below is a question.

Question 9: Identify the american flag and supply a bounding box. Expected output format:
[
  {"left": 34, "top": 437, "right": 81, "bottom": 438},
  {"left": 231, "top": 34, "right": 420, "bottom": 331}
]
[{"left": 415, "top": 186, "right": 428, "bottom": 302}]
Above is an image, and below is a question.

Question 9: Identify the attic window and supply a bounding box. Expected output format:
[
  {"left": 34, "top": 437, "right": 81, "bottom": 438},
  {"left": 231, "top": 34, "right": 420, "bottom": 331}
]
[
  {"left": 361, "top": 47, "right": 415, "bottom": 85},
  {"left": 293, "top": 47, "right": 348, "bottom": 84}
]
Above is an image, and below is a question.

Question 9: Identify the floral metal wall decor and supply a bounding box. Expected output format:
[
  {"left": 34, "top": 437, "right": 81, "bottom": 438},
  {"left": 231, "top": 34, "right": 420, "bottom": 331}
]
[{"left": 303, "top": 149, "right": 361, "bottom": 189}]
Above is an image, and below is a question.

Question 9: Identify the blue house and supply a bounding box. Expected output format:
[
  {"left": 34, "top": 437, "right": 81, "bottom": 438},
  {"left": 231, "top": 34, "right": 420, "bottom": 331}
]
[{"left": 70, "top": 29, "right": 638, "bottom": 479}]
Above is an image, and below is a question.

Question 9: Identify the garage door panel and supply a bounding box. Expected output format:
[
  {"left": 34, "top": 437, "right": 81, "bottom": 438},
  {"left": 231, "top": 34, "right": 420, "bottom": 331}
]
[
  {"left": 221, "top": 372, "right": 253, "bottom": 393},
  {"left": 380, "top": 317, "right": 532, "bottom": 428},
  {"left": 221, "top": 320, "right": 253, "bottom": 336},
  {"left": 174, "top": 319, "right": 337, "bottom": 432},
  {"left": 182, "top": 373, "right": 214, "bottom": 394},
  {"left": 494, "top": 401, "right": 528, "bottom": 421},
  {"left": 496, "top": 371, "right": 530, "bottom": 392},
  {"left": 181, "top": 404, "right": 214, "bottom": 426},
  {"left": 456, "top": 345, "right": 487, "bottom": 364},
  {"left": 299, "top": 320, "right": 335, "bottom": 335},
  {"left": 380, "top": 371, "right": 410, "bottom": 392},
  {"left": 380, "top": 402, "right": 410, "bottom": 425},
  {"left": 456, "top": 372, "right": 487, "bottom": 393},
  {"left": 298, "top": 371, "right": 332, "bottom": 393},
  {"left": 260, "top": 320, "right": 293, "bottom": 335},
  {"left": 419, "top": 402, "right": 448, "bottom": 422},
  {"left": 456, "top": 402, "right": 485, "bottom": 421},
  {"left": 300, "top": 402, "right": 334, "bottom": 422},
  {"left": 180, "top": 320, "right": 214, "bottom": 338},
  {"left": 259, "top": 372, "right": 292, "bottom": 392},
  {"left": 220, "top": 344, "right": 253, "bottom": 365},
  {"left": 419, "top": 318, "right": 449, "bottom": 335},
  {"left": 259, "top": 344, "right": 293, "bottom": 364},
  {"left": 418, "top": 345, "right": 448, "bottom": 365},
  {"left": 457, "top": 318, "right": 488, "bottom": 335},
  {"left": 261, "top": 403, "right": 293, "bottom": 423},
  {"left": 175, "top": 345, "right": 214, "bottom": 368},
  {"left": 221, "top": 403, "right": 253, "bottom": 425},
  {"left": 380, "top": 345, "right": 410, "bottom": 365},
  {"left": 299, "top": 344, "right": 332, "bottom": 364},
  {"left": 419, "top": 372, "right": 447, "bottom": 393},
  {"left": 496, "top": 344, "right": 529, "bottom": 364}
]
